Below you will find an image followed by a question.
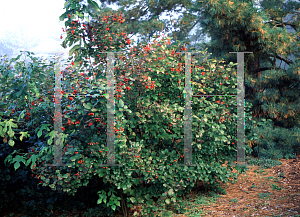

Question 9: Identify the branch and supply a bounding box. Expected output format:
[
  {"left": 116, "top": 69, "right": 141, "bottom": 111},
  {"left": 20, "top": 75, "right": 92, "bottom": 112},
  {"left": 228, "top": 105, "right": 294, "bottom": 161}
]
[
  {"left": 266, "top": 53, "right": 294, "bottom": 66},
  {"left": 273, "top": 54, "right": 294, "bottom": 65},
  {"left": 186, "top": 20, "right": 199, "bottom": 37},
  {"left": 126, "top": 4, "right": 149, "bottom": 23},
  {"left": 251, "top": 66, "right": 286, "bottom": 75},
  {"left": 265, "top": 20, "right": 299, "bottom": 32}
]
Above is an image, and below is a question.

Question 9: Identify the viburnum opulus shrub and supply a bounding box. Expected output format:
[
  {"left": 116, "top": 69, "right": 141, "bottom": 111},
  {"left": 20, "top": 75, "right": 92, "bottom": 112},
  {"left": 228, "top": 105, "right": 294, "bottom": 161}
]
[{"left": 1, "top": 3, "right": 272, "bottom": 216}]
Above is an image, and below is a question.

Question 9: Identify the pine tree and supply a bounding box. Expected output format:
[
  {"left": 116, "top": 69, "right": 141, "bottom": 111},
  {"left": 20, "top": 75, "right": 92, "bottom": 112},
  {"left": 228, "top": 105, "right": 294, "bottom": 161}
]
[
  {"left": 253, "top": 0, "right": 300, "bottom": 128},
  {"left": 186, "top": 0, "right": 300, "bottom": 159}
]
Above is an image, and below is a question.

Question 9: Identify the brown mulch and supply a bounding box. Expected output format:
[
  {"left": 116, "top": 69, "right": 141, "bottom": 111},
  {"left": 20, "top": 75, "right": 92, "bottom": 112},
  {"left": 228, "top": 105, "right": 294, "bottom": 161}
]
[{"left": 163, "top": 153, "right": 300, "bottom": 217}]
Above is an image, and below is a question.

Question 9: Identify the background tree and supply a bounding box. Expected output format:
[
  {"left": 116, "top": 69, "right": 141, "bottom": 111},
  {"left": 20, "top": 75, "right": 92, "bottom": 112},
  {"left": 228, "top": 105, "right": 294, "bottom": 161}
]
[
  {"left": 193, "top": 1, "right": 297, "bottom": 123},
  {"left": 185, "top": 0, "right": 300, "bottom": 159},
  {"left": 74, "top": 0, "right": 299, "bottom": 74},
  {"left": 73, "top": 0, "right": 211, "bottom": 51}
]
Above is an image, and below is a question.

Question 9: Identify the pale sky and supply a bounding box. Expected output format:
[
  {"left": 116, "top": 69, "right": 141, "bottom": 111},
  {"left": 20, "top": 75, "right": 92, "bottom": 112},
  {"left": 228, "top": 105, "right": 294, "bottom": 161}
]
[
  {"left": 0, "top": 0, "right": 211, "bottom": 72},
  {"left": 0, "top": 0, "right": 295, "bottom": 73}
]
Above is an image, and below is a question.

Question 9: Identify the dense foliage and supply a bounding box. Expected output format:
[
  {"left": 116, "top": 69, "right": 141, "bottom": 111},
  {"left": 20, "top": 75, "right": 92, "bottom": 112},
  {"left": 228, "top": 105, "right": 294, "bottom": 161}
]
[{"left": 1, "top": 0, "right": 299, "bottom": 216}]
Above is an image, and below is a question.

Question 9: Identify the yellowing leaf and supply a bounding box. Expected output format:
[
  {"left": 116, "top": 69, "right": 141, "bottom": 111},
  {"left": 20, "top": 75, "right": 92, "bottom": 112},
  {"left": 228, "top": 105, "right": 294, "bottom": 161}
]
[
  {"left": 229, "top": 1, "right": 234, "bottom": 5},
  {"left": 259, "top": 28, "right": 265, "bottom": 35}
]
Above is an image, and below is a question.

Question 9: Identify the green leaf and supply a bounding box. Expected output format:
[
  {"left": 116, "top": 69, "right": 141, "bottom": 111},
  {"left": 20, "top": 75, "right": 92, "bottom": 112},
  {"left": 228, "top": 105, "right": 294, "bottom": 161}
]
[
  {"left": 16, "top": 89, "right": 23, "bottom": 97},
  {"left": 8, "top": 139, "right": 14, "bottom": 147},
  {"left": 84, "top": 7, "right": 96, "bottom": 19},
  {"left": 69, "top": 45, "right": 81, "bottom": 57},
  {"left": 165, "top": 198, "right": 171, "bottom": 204},
  {"left": 49, "top": 184, "right": 56, "bottom": 190},
  {"left": 168, "top": 188, "right": 174, "bottom": 196},
  {"left": 27, "top": 154, "right": 39, "bottom": 168},
  {"left": 14, "top": 162, "right": 20, "bottom": 171},
  {"left": 145, "top": 194, "right": 150, "bottom": 200},
  {"left": 115, "top": 200, "right": 121, "bottom": 207},
  {"left": 83, "top": 103, "right": 92, "bottom": 110},
  {"left": 36, "top": 124, "right": 50, "bottom": 138},
  {"left": 87, "top": 0, "right": 101, "bottom": 12},
  {"left": 130, "top": 197, "right": 136, "bottom": 203},
  {"left": 118, "top": 99, "right": 124, "bottom": 108},
  {"left": 64, "top": 0, "right": 72, "bottom": 9},
  {"left": 21, "top": 131, "right": 31, "bottom": 142}
]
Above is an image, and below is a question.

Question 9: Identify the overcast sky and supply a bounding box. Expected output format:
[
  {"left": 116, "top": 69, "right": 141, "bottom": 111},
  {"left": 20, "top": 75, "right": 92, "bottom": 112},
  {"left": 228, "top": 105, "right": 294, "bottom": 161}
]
[
  {"left": 0, "top": 0, "right": 212, "bottom": 72},
  {"left": 0, "top": 0, "right": 295, "bottom": 73}
]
